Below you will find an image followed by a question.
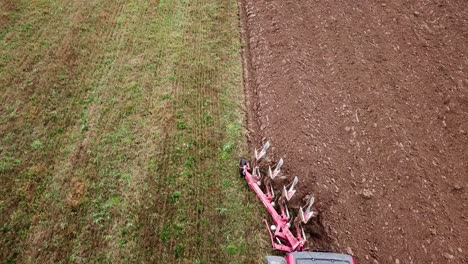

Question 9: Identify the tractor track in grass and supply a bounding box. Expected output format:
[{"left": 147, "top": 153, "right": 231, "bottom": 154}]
[
  {"left": 138, "top": 1, "right": 248, "bottom": 261},
  {"left": 142, "top": 1, "right": 180, "bottom": 259},
  {"left": 1, "top": 0, "right": 129, "bottom": 260},
  {"left": 129, "top": 1, "right": 185, "bottom": 260},
  {"left": 20, "top": 0, "right": 133, "bottom": 260}
]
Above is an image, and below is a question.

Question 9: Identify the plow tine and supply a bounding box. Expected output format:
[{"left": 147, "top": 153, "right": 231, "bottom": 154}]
[
  {"left": 255, "top": 141, "right": 270, "bottom": 161},
  {"left": 254, "top": 166, "right": 262, "bottom": 184},
  {"left": 304, "top": 195, "right": 315, "bottom": 212},
  {"left": 269, "top": 158, "right": 284, "bottom": 179},
  {"left": 297, "top": 194, "right": 317, "bottom": 224},
  {"left": 282, "top": 176, "right": 298, "bottom": 201},
  {"left": 274, "top": 158, "right": 284, "bottom": 177},
  {"left": 298, "top": 207, "right": 306, "bottom": 224},
  {"left": 245, "top": 139, "right": 323, "bottom": 253}
]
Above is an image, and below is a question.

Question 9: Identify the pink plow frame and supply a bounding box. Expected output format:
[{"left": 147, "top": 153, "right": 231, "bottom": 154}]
[{"left": 241, "top": 163, "right": 307, "bottom": 252}]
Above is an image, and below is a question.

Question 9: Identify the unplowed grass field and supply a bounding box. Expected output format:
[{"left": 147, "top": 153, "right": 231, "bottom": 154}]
[{"left": 0, "top": 0, "right": 267, "bottom": 262}]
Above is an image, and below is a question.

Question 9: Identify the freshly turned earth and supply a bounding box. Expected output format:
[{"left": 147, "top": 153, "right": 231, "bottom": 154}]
[{"left": 240, "top": 0, "right": 468, "bottom": 263}]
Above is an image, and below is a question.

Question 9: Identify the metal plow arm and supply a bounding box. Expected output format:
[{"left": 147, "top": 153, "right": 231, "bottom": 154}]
[
  {"left": 282, "top": 176, "right": 298, "bottom": 201},
  {"left": 242, "top": 142, "right": 312, "bottom": 253},
  {"left": 269, "top": 158, "right": 284, "bottom": 179},
  {"left": 263, "top": 219, "right": 295, "bottom": 252},
  {"left": 255, "top": 141, "right": 270, "bottom": 161},
  {"left": 296, "top": 194, "right": 317, "bottom": 225}
]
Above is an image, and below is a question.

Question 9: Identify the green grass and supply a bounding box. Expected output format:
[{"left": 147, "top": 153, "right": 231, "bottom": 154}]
[{"left": 0, "top": 0, "right": 268, "bottom": 262}]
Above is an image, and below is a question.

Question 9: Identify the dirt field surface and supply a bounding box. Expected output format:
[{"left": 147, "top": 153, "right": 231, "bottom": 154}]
[{"left": 240, "top": 0, "right": 468, "bottom": 263}]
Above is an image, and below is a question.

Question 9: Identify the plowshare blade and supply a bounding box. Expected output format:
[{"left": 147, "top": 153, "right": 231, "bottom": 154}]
[
  {"left": 255, "top": 141, "right": 270, "bottom": 161},
  {"left": 268, "top": 158, "right": 283, "bottom": 179},
  {"left": 298, "top": 206, "right": 311, "bottom": 224},
  {"left": 298, "top": 194, "right": 317, "bottom": 224},
  {"left": 282, "top": 176, "right": 298, "bottom": 201},
  {"left": 274, "top": 158, "right": 283, "bottom": 177},
  {"left": 304, "top": 194, "right": 315, "bottom": 212}
]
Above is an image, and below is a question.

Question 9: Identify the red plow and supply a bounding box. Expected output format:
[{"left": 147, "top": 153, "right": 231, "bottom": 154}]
[{"left": 240, "top": 141, "right": 354, "bottom": 263}]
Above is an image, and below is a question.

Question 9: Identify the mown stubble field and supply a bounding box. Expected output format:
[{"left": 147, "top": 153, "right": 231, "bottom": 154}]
[{"left": 0, "top": 0, "right": 267, "bottom": 262}]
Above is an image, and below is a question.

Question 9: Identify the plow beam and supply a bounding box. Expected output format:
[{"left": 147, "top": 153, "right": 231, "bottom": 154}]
[{"left": 241, "top": 160, "right": 306, "bottom": 252}]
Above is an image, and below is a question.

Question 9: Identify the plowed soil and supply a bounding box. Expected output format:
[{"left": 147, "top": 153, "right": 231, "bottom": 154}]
[{"left": 240, "top": 1, "right": 468, "bottom": 263}]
